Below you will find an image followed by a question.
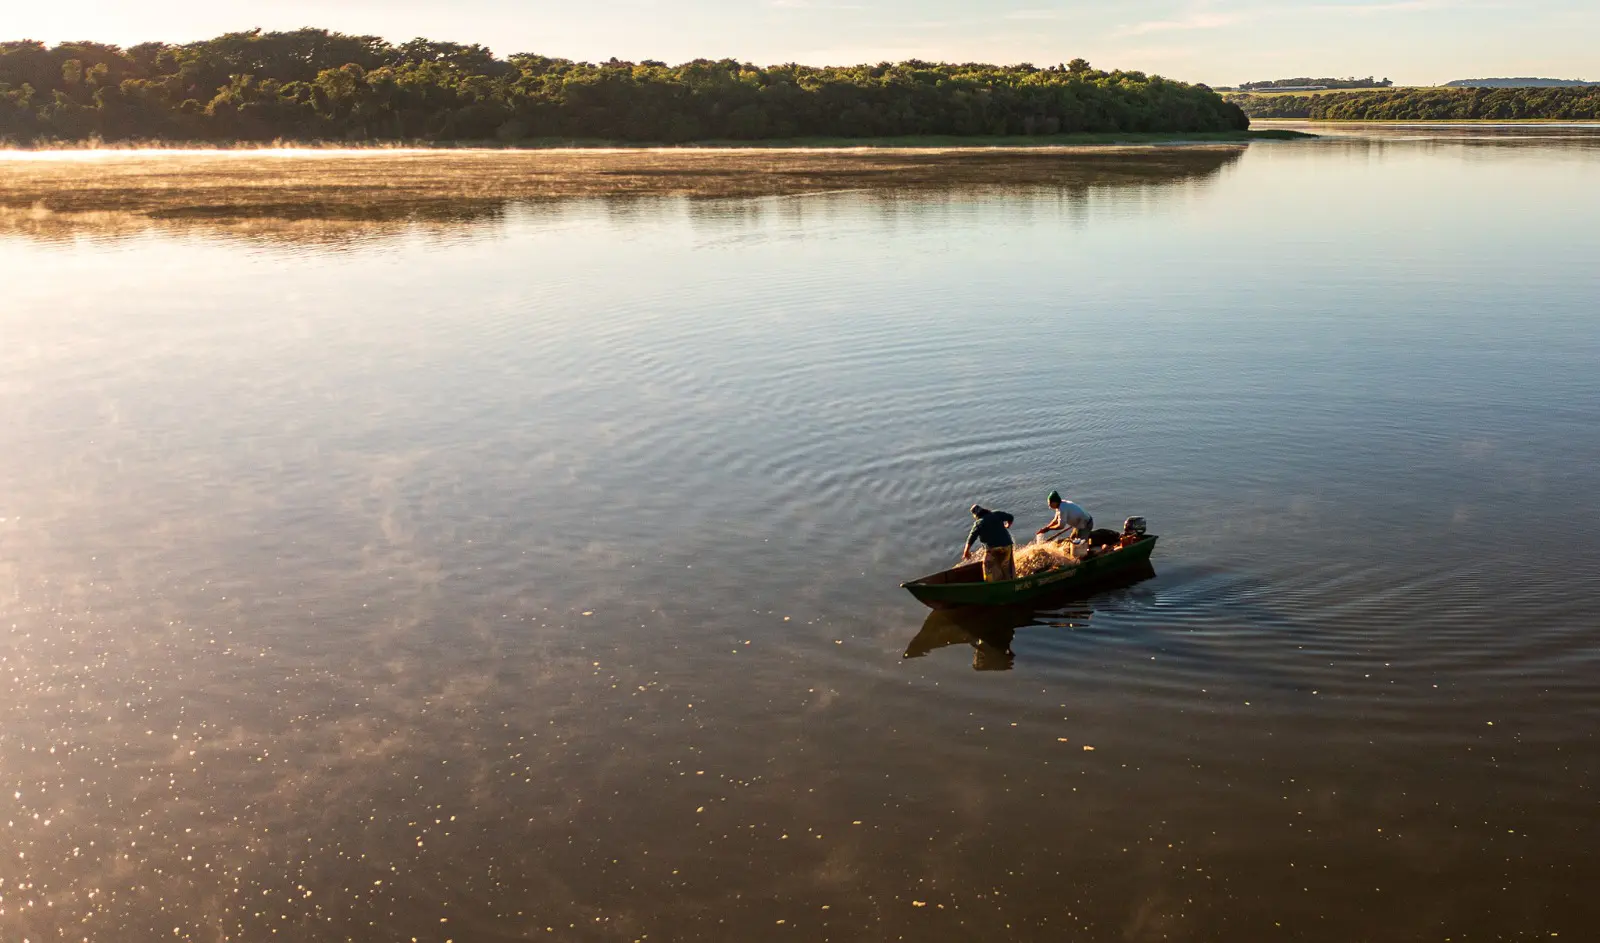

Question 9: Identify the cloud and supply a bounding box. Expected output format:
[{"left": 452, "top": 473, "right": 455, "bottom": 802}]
[
  {"left": 769, "top": 0, "right": 866, "bottom": 8},
  {"left": 1115, "top": 0, "right": 1454, "bottom": 37},
  {"left": 1305, "top": 0, "right": 1453, "bottom": 12},
  {"left": 794, "top": 45, "right": 951, "bottom": 65},
  {"left": 1119, "top": 11, "right": 1247, "bottom": 35}
]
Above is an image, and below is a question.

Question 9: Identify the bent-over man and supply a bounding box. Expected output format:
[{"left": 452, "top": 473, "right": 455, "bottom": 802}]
[{"left": 963, "top": 504, "right": 1016, "bottom": 582}]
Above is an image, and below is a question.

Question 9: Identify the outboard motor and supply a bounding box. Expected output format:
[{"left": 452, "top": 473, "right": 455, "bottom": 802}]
[{"left": 1123, "top": 517, "right": 1148, "bottom": 538}]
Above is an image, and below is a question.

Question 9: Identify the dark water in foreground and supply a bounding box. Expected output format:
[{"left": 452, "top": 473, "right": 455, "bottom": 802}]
[{"left": 3, "top": 129, "right": 1599, "bottom": 942}]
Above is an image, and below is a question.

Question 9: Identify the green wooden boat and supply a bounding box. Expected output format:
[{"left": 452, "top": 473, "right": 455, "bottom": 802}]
[{"left": 901, "top": 535, "right": 1159, "bottom": 610}]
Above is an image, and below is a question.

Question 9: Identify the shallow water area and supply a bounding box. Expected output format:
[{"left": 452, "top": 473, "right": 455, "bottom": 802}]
[{"left": 2, "top": 128, "right": 1599, "bottom": 941}]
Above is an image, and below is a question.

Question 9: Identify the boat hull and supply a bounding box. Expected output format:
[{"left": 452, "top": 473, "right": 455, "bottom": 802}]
[{"left": 901, "top": 536, "right": 1159, "bottom": 610}]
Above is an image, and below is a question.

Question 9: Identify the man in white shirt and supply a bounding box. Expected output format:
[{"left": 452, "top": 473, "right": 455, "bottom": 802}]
[{"left": 1036, "top": 490, "right": 1094, "bottom": 543}]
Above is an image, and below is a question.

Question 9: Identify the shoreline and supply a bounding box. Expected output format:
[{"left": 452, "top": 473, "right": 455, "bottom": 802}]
[{"left": 0, "top": 129, "right": 1311, "bottom": 155}]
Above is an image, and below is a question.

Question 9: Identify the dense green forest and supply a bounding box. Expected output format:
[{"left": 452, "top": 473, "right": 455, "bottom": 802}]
[
  {"left": 1229, "top": 86, "right": 1600, "bottom": 120},
  {"left": 0, "top": 28, "right": 1248, "bottom": 144},
  {"left": 1238, "top": 77, "right": 1391, "bottom": 90}
]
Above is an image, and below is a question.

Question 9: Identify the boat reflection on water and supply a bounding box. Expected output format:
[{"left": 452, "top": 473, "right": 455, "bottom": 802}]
[{"left": 902, "top": 561, "right": 1157, "bottom": 671}]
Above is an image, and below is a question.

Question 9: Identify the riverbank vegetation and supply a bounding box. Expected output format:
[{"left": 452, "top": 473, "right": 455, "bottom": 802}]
[
  {"left": 0, "top": 29, "right": 1247, "bottom": 146},
  {"left": 1229, "top": 86, "right": 1600, "bottom": 120}
]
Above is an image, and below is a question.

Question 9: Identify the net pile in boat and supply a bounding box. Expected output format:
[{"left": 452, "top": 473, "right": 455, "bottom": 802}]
[{"left": 1013, "top": 541, "right": 1078, "bottom": 578}]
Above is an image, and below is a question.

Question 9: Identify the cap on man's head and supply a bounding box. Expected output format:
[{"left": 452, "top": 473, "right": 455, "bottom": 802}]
[
  {"left": 970, "top": 504, "right": 987, "bottom": 517},
  {"left": 1047, "top": 491, "right": 1062, "bottom": 505}
]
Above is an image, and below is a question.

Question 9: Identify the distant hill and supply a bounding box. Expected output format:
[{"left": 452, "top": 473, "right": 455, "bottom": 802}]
[
  {"left": 1239, "top": 76, "right": 1392, "bottom": 91},
  {"left": 1226, "top": 86, "right": 1600, "bottom": 120},
  {"left": 1444, "top": 78, "right": 1596, "bottom": 88}
]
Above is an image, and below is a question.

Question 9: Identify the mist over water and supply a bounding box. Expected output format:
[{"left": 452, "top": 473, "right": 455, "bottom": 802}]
[{"left": 2, "top": 129, "right": 1599, "bottom": 941}]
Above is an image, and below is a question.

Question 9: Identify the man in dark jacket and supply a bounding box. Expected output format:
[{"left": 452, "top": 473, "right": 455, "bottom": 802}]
[{"left": 962, "top": 505, "right": 1016, "bottom": 582}]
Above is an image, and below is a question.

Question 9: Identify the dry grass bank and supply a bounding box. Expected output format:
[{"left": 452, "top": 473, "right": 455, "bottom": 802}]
[{"left": 0, "top": 146, "right": 1245, "bottom": 242}]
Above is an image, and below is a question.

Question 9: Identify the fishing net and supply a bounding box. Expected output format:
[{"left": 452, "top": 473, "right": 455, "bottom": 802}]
[{"left": 1012, "top": 541, "right": 1079, "bottom": 578}]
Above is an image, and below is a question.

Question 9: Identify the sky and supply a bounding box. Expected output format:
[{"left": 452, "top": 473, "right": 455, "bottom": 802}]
[{"left": 9, "top": 0, "right": 1599, "bottom": 87}]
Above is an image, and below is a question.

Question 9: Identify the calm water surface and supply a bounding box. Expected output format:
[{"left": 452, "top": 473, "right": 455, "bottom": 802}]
[{"left": 3, "top": 129, "right": 1600, "bottom": 941}]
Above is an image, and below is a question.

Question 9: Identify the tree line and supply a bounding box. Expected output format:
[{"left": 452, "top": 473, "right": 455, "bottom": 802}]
[
  {"left": 1228, "top": 86, "right": 1600, "bottom": 120},
  {"left": 1443, "top": 78, "right": 1595, "bottom": 89},
  {"left": 0, "top": 28, "right": 1248, "bottom": 144},
  {"left": 1237, "top": 77, "right": 1391, "bottom": 90}
]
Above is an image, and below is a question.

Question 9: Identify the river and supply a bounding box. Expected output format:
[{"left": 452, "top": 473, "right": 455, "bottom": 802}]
[{"left": 2, "top": 126, "right": 1598, "bottom": 941}]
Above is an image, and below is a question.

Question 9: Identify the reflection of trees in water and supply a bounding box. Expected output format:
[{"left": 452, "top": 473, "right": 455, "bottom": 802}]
[
  {"left": 682, "top": 148, "right": 1244, "bottom": 230},
  {"left": 0, "top": 147, "right": 1243, "bottom": 246},
  {"left": 1264, "top": 124, "right": 1600, "bottom": 158},
  {"left": 0, "top": 202, "right": 517, "bottom": 247}
]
